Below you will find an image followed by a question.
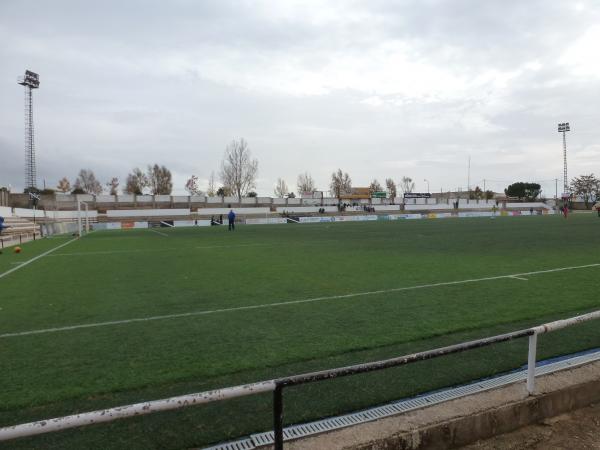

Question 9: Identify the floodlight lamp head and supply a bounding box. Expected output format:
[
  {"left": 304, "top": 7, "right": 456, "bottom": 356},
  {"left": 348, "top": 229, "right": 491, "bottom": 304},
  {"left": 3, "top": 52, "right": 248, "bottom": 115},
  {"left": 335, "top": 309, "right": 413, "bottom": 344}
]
[{"left": 17, "top": 70, "right": 40, "bottom": 88}]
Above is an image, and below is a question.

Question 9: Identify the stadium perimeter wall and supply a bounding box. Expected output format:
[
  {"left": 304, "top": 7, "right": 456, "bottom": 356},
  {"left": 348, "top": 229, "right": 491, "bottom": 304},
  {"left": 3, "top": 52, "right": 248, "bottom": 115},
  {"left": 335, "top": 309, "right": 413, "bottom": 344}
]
[
  {"left": 94, "top": 209, "right": 555, "bottom": 230},
  {"left": 8, "top": 193, "right": 560, "bottom": 210}
]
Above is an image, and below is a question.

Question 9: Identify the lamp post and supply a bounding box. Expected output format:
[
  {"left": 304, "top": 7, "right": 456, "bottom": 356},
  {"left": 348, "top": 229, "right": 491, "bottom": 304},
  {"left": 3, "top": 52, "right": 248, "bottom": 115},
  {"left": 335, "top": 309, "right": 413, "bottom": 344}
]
[
  {"left": 558, "top": 122, "right": 570, "bottom": 195},
  {"left": 424, "top": 179, "right": 430, "bottom": 193}
]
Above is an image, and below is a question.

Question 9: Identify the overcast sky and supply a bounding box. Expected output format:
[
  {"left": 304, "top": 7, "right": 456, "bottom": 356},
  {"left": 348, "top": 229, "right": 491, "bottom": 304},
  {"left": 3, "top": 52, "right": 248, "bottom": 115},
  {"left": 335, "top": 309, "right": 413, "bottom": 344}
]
[{"left": 1, "top": 0, "right": 599, "bottom": 196}]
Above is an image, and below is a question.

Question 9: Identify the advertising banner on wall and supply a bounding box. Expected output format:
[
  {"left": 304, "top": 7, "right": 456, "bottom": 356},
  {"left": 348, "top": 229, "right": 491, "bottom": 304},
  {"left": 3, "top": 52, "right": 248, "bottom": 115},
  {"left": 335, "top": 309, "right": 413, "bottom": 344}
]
[
  {"left": 245, "top": 218, "right": 287, "bottom": 225},
  {"left": 403, "top": 193, "right": 431, "bottom": 199}
]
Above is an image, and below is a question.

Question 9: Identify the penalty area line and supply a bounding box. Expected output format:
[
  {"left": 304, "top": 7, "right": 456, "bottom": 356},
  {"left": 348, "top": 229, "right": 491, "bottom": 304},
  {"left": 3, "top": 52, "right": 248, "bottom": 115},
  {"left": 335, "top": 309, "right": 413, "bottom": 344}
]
[
  {"left": 0, "top": 238, "right": 79, "bottom": 281},
  {"left": 148, "top": 229, "right": 169, "bottom": 237},
  {"left": 1, "top": 262, "right": 599, "bottom": 339}
]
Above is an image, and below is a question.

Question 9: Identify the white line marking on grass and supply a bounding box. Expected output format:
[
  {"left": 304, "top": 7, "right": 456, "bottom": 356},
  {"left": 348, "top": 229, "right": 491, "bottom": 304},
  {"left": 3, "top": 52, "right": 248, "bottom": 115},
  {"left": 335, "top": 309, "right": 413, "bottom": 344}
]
[
  {"left": 50, "top": 243, "right": 273, "bottom": 256},
  {"left": 1, "top": 262, "right": 598, "bottom": 339},
  {"left": 149, "top": 229, "right": 169, "bottom": 237},
  {"left": 510, "top": 276, "right": 529, "bottom": 281},
  {"left": 0, "top": 238, "right": 78, "bottom": 281},
  {"left": 194, "top": 243, "right": 270, "bottom": 250}
]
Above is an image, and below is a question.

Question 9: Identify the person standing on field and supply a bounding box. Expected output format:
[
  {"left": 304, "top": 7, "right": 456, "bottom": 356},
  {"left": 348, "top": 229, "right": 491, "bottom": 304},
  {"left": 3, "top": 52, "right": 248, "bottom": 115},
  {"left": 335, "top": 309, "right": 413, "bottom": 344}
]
[{"left": 228, "top": 209, "right": 236, "bottom": 231}]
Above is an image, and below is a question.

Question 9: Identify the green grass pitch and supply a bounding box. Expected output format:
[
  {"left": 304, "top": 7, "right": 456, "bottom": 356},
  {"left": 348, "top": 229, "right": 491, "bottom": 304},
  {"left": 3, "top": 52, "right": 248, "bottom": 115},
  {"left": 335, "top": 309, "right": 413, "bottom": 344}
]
[{"left": 0, "top": 214, "right": 599, "bottom": 449}]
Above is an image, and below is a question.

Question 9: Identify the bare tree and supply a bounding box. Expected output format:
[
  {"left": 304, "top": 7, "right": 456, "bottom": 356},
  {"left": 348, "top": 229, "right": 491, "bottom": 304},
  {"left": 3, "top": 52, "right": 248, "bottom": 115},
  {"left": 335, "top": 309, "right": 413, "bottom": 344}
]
[
  {"left": 74, "top": 169, "right": 102, "bottom": 195},
  {"left": 571, "top": 174, "right": 600, "bottom": 208},
  {"left": 207, "top": 171, "right": 217, "bottom": 197},
  {"left": 330, "top": 169, "right": 352, "bottom": 199},
  {"left": 185, "top": 175, "right": 203, "bottom": 195},
  {"left": 400, "top": 176, "right": 415, "bottom": 195},
  {"left": 125, "top": 168, "right": 148, "bottom": 195},
  {"left": 297, "top": 172, "right": 316, "bottom": 193},
  {"left": 148, "top": 164, "right": 173, "bottom": 195},
  {"left": 274, "top": 178, "right": 289, "bottom": 197},
  {"left": 56, "top": 177, "right": 71, "bottom": 193},
  {"left": 385, "top": 178, "right": 397, "bottom": 199},
  {"left": 220, "top": 138, "right": 259, "bottom": 201},
  {"left": 106, "top": 177, "right": 119, "bottom": 195},
  {"left": 369, "top": 179, "right": 383, "bottom": 194}
]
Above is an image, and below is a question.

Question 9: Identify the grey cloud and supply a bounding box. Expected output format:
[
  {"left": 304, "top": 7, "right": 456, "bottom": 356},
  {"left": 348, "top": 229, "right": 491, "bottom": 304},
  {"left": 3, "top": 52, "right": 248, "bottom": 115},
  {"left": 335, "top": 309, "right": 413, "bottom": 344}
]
[{"left": 1, "top": 0, "right": 599, "bottom": 195}]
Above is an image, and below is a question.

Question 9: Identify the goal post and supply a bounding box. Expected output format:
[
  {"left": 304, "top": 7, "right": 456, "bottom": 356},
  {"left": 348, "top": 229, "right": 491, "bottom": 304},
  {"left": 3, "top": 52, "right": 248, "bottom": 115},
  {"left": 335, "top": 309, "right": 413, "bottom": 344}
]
[{"left": 77, "top": 200, "right": 90, "bottom": 237}]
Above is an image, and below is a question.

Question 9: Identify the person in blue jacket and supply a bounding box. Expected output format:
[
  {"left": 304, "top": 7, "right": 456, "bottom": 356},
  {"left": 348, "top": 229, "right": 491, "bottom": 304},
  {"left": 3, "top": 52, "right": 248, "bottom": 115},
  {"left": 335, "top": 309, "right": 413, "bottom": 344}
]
[
  {"left": 0, "top": 216, "right": 8, "bottom": 235},
  {"left": 227, "top": 209, "right": 236, "bottom": 231}
]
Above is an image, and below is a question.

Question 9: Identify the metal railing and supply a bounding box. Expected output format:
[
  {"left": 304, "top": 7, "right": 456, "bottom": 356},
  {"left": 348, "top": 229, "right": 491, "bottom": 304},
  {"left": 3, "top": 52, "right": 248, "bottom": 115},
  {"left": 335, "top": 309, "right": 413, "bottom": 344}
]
[
  {"left": 0, "top": 310, "right": 598, "bottom": 448},
  {"left": 0, "top": 231, "right": 40, "bottom": 249}
]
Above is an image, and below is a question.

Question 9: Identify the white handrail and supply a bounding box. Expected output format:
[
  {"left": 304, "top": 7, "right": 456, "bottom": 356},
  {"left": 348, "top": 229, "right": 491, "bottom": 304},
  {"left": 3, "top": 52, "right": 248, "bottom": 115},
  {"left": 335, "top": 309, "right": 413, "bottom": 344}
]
[
  {"left": 0, "top": 310, "right": 597, "bottom": 442},
  {"left": 0, "top": 381, "right": 275, "bottom": 441}
]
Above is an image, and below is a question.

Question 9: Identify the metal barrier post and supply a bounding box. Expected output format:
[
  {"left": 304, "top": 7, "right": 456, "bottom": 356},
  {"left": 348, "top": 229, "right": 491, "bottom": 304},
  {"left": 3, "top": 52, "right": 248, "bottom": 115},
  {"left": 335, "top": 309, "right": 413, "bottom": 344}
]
[
  {"left": 85, "top": 203, "right": 90, "bottom": 233},
  {"left": 273, "top": 384, "right": 284, "bottom": 450},
  {"left": 527, "top": 332, "right": 538, "bottom": 394},
  {"left": 77, "top": 200, "right": 82, "bottom": 236}
]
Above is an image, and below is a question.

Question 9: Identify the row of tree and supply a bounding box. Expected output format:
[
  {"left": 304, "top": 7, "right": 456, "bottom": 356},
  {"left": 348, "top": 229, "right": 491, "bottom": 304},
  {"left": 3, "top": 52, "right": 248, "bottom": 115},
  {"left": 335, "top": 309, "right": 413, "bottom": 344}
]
[
  {"left": 45, "top": 137, "right": 423, "bottom": 200},
  {"left": 53, "top": 164, "right": 174, "bottom": 196},
  {"left": 50, "top": 139, "right": 258, "bottom": 198},
  {"left": 272, "top": 173, "right": 418, "bottom": 199},
  {"left": 503, "top": 174, "right": 600, "bottom": 206}
]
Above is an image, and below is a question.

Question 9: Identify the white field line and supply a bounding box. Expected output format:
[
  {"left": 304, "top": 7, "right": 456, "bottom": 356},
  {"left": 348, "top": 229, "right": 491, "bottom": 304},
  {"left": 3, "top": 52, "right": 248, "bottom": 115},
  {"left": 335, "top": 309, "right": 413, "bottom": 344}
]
[
  {"left": 510, "top": 276, "right": 529, "bottom": 281},
  {"left": 1, "top": 262, "right": 598, "bottom": 339},
  {"left": 148, "top": 229, "right": 169, "bottom": 237},
  {"left": 0, "top": 238, "right": 78, "bottom": 281},
  {"left": 49, "top": 243, "right": 272, "bottom": 257}
]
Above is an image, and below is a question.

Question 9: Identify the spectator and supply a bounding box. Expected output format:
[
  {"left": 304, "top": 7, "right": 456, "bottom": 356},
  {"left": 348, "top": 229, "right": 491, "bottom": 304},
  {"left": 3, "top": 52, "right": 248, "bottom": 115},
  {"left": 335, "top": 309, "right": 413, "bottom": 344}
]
[{"left": 228, "top": 209, "right": 236, "bottom": 231}]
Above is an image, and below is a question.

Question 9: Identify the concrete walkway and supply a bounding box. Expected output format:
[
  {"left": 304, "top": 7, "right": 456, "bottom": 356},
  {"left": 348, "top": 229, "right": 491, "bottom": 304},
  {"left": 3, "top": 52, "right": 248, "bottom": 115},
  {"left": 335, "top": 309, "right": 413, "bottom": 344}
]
[{"left": 286, "top": 360, "right": 600, "bottom": 450}]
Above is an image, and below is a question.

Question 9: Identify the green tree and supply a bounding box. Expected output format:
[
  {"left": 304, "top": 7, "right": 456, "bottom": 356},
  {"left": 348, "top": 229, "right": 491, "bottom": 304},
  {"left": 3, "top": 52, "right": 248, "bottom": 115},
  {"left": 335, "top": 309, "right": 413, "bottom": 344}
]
[
  {"left": 570, "top": 174, "right": 600, "bottom": 208},
  {"left": 504, "top": 182, "right": 541, "bottom": 201},
  {"left": 469, "top": 186, "right": 484, "bottom": 200}
]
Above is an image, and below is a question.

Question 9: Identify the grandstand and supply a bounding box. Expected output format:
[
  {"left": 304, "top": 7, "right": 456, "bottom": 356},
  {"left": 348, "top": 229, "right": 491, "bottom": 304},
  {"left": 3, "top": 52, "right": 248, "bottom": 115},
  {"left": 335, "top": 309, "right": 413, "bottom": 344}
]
[
  {"left": 0, "top": 215, "right": 41, "bottom": 248},
  {"left": 2, "top": 193, "right": 555, "bottom": 230}
]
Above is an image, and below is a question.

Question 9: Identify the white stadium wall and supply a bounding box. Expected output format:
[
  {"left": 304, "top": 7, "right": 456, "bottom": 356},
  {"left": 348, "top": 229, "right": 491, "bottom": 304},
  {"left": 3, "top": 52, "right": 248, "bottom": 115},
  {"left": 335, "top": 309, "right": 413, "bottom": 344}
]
[
  {"left": 196, "top": 207, "right": 271, "bottom": 215},
  {"left": 106, "top": 209, "right": 191, "bottom": 217}
]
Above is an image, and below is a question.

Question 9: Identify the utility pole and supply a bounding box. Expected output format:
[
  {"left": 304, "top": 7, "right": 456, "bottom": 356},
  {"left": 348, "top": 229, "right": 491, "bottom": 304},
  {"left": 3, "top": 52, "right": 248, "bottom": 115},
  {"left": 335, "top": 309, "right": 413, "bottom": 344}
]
[{"left": 467, "top": 156, "right": 471, "bottom": 194}]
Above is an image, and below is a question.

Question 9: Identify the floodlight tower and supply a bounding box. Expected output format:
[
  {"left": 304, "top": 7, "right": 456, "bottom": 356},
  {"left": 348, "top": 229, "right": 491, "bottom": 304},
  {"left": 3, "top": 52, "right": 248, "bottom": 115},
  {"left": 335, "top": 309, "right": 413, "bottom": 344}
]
[
  {"left": 558, "top": 122, "right": 570, "bottom": 194},
  {"left": 17, "top": 70, "right": 40, "bottom": 191}
]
